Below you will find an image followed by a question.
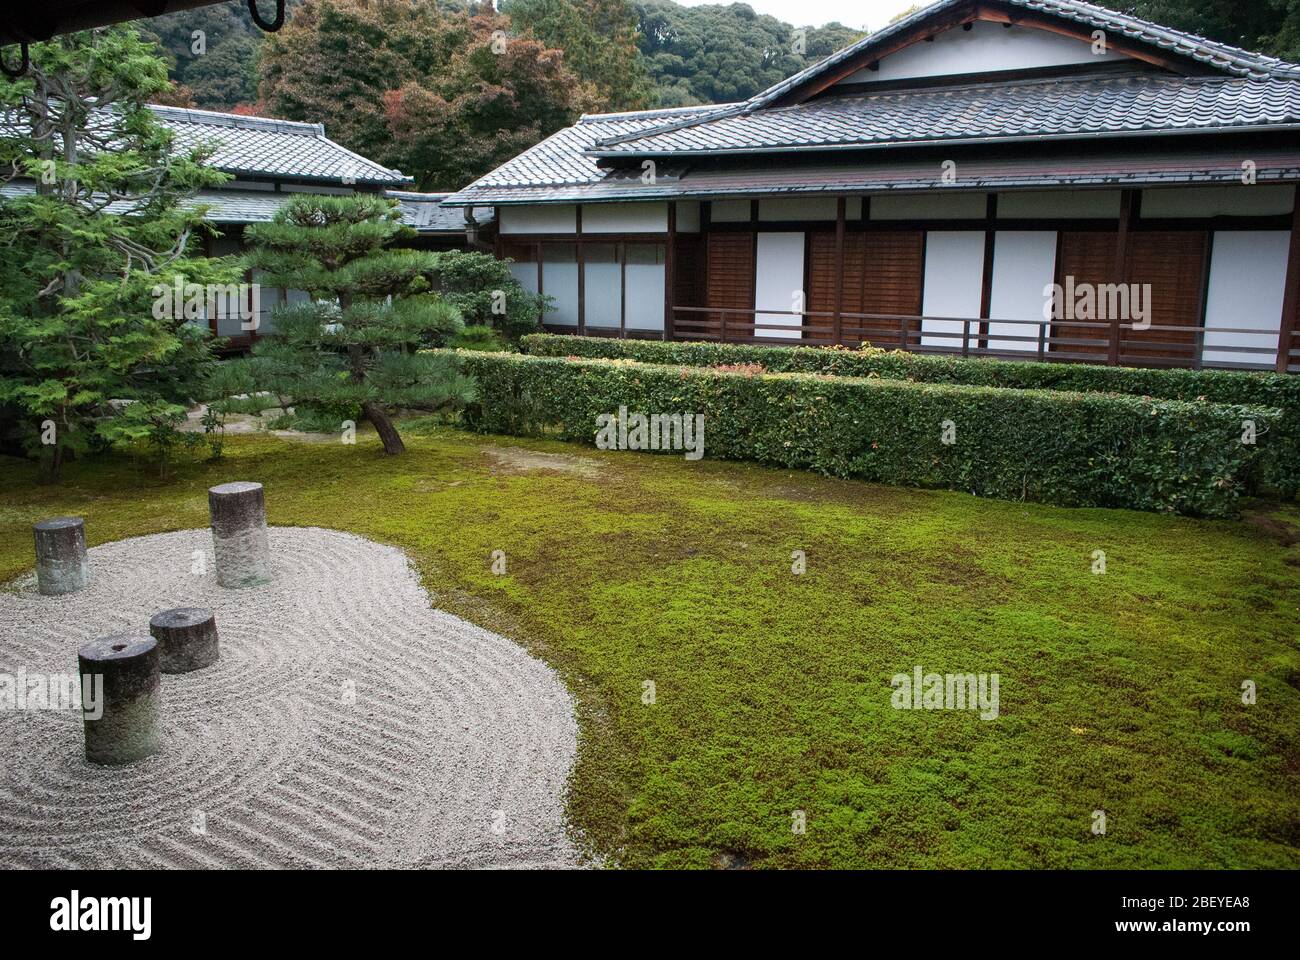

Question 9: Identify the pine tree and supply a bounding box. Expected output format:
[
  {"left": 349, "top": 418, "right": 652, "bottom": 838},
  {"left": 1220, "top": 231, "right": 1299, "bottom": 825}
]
[
  {"left": 237, "top": 193, "right": 476, "bottom": 455},
  {"left": 0, "top": 27, "right": 235, "bottom": 481}
]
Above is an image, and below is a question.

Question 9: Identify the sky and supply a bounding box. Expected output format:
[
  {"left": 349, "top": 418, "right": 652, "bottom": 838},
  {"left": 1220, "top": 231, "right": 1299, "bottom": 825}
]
[{"left": 673, "top": 0, "right": 935, "bottom": 33}]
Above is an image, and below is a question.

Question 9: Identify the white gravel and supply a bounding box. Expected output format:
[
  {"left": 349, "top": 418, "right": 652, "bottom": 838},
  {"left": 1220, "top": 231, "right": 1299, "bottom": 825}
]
[{"left": 0, "top": 527, "right": 583, "bottom": 869}]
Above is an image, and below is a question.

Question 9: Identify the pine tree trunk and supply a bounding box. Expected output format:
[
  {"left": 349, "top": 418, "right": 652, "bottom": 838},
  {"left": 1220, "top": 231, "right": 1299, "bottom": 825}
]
[{"left": 364, "top": 402, "right": 405, "bottom": 455}]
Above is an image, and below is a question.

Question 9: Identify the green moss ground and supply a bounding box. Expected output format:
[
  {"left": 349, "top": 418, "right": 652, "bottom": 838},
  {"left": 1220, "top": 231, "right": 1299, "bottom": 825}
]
[{"left": 2, "top": 424, "right": 1298, "bottom": 868}]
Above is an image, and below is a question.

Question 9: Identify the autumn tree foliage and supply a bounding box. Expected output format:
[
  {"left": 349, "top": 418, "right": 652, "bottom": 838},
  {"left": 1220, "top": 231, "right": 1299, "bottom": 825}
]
[
  {"left": 259, "top": 0, "right": 590, "bottom": 190},
  {"left": 504, "top": 0, "right": 656, "bottom": 112}
]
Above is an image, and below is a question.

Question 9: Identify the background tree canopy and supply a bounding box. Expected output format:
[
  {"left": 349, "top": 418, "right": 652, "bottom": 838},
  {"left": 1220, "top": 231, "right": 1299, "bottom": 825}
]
[{"left": 143, "top": 0, "right": 864, "bottom": 113}]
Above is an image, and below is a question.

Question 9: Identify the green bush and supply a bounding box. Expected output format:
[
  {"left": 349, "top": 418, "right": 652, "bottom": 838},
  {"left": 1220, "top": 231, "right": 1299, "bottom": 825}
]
[
  {"left": 448, "top": 324, "right": 509, "bottom": 352},
  {"left": 452, "top": 350, "right": 1278, "bottom": 517},
  {"left": 428, "top": 250, "right": 546, "bottom": 341},
  {"left": 521, "top": 334, "right": 1300, "bottom": 493}
]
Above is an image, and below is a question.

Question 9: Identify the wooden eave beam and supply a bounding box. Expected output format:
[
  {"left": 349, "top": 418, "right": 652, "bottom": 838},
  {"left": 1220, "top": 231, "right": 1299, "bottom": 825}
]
[{"left": 769, "top": 0, "right": 1214, "bottom": 109}]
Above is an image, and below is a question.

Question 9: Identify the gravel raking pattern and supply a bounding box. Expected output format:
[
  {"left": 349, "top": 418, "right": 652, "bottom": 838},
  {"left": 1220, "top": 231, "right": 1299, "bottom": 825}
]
[{"left": 0, "top": 527, "right": 581, "bottom": 869}]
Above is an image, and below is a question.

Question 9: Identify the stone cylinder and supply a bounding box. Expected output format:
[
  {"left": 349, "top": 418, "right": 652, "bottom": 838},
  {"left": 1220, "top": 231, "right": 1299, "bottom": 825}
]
[
  {"left": 78, "top": 634, "right": 161, "bottom": 766},
  {"left": 34, "top": 516, "right": 90, "bottom": 596},
  {"left": 208, "top": 481, "right": 271, "bottom": 588},
  {"left": 149, "top": 607, "right": 219, "bottom": 674}
]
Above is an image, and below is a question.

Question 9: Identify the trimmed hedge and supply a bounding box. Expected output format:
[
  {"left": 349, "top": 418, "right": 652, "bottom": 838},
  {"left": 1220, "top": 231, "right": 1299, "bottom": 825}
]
[
  {"left": 452, "top": 350, "right": 1279, "bottom": 517},
  {"left": 521, "top": 333, "right": 1300, "bottom": 493}
]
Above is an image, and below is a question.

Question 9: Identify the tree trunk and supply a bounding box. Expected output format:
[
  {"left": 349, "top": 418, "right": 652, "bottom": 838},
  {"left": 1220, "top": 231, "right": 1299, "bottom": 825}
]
[
  {"left": 41, "top": 444, "right": 64, "bottom": 485},
  {"left": 363, "top": 402, "right": 405, "bottom": 455}
]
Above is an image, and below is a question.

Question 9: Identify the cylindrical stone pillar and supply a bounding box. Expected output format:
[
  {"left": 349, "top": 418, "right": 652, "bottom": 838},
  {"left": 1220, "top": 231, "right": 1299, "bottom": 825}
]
[
  {"left": 208, "top": 481, "right": 271, "bottom": 588},
  {"left": 34, "top": 516, "right": 90, "bottom": 596},
  {"left": 149, "top": 607, "right": 219, "bottom": 674},
  {"left": 78, "top": 634, "right": 161, "bottom": 766}
]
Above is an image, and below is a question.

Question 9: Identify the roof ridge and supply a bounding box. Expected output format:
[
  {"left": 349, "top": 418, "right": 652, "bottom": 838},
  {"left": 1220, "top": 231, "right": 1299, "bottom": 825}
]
[
  {"left": 740, "top": 0, "right": 1300, "bottom": 115},
  {"left": 811, "top": 68, "right": 1259, "bottom": 105},
  {"left": 579, "top": 103, "right": 737, "bottom": 123},
  {"left": 146, "top": 103, "right": 325, "bottom": 136}
]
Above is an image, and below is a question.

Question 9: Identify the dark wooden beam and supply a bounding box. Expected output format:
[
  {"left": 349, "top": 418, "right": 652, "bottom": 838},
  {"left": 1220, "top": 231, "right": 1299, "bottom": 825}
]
[
  {"left": 977, "top": 193, "right": 997, "bottom": 353},
  {"left": 768, "top": 1, "right": 978, "bottom": 106},
  {"left": 974, "top": 4, "right": 1212, "bottom": 75},
  {"left": 1277, "top": 201, "right": 1300, "bottom": 372},
  {"left": 576, "top": 206, "right": 585, "bottom": 335},
  {"left": 770, "top": 0, "right": 1211, "bottom": 109},
  {"left": 1111, "top": 189, "right": 1138, "bottom": 365},
  {"left": 834, "top": 197, "right": 845, "bottom": 345},
  {"left": 665, "top": 201, "right": 677, "bottom": 342}
]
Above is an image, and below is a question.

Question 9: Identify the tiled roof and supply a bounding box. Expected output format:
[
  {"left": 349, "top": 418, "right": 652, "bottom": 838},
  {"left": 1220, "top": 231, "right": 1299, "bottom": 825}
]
[
  {"left": 444, "top": 146, "right": 1300, "bottom": 205},
  {"left": 738, "top": 0, "right": 1300, "bottom": 115},
  {"left": 458, "top": 104, "right": 728, "bottom": 191},
  {"left": 590, "top": 0, "right": 1300, "bottom": 155},
  {"left": 384, "top": 191, "right": 494, "bottom": 233},
  {"left": 149, "top": 105, "right": 411, "bottom": 185},
  {"left": 0, "top": 182, "right": 481, "bottom": 235},
  {"left": 589, "top": 74, "right": 1300, "bottom": 157},
  {"left": 442, "top": 0, "right": 1300, "bottom": 206}
]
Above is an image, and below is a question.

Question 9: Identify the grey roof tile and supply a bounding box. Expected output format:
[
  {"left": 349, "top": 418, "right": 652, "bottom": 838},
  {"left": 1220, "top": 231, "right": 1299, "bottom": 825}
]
[
  {"left": 383, "top": 191, "right": 494, "bottom": 233},
  {"left": 444, "top": 146, "right": 1300, "bottom": 204},
  {"left": 0, "top": 182, "right": 477, "bottom": 235},
  {"left": 739, "top": 0, "right": 1300, "bottom": 117},
  {"left": 149, "top": 105, "right": 411, "bottom": 185},
  {"left": 590, "top": 75, "right": 1300, "bottom": 156},
  {"left": 456, "top": 104, "right": 728, "bottom": 192}
]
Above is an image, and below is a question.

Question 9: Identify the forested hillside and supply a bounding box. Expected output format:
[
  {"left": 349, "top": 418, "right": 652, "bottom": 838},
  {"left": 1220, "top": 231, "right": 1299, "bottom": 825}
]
[{"left": 143, "top": 0, "right": 863, "bottom": 112}]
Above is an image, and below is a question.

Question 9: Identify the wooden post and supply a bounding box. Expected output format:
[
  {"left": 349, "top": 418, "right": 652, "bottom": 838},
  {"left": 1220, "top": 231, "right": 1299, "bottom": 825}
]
[
  {"left": 34, "top": 516, "right": 89, "bottom": 596},
  {"left": 209, "top": 481, "right": 271, "bottom": 589},
  {"left": 1277, "top": 202, "right": 1300, "bottom": 373},
  {"left": 833, "top": 197, "right": 845, "bottom": 345},
  {"left": 576, "top": 206, "right": 585, "bottom": 336},
  {"left": 1111, "top": 190, "right": 1137, "bottom": 366},
  {"left": 665, "top": 201, "right": 676, "bottom": 342},
  {"left": 149, "top": 607, "right": 220, "bottom": 674},
  {"left": 978, "top": 194, "right": 997, "bottom": 353},
  {"left": 79, "top": 634, "right": 161, "bottom": 766}
]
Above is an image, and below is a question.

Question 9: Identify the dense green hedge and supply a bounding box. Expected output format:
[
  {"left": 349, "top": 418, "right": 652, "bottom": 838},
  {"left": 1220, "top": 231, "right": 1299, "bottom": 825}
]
[
  {"left": 520, "top": 334, "right": 1300, "bottom": 493},
  {"left": 452, "top": 350, "right": 1278, "bottom": 517}
]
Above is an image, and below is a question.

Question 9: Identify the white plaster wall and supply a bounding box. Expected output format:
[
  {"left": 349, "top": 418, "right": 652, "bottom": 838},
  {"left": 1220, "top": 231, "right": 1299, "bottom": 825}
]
[
  {"left": 711, "top": 199, "right": 751, "bottom": 222},
  {"left": 582, "top": 202, "right": 668, "bottom": 233},
  {"left": 1141, "top": 185, "right": 1295, "bottom": 219},
  {"left": 872, "top": 192, "right": 988, "bottom": 220},
  {"left": 541, "top": 247, "right": 578, "bottom": 325},
  {"left": 759, "top": 197, "right": 839, "bottom": 221},
  {"left": 584, "top": 245, "right": 622, "bottom": 328},
  {"left": 1202, "top": 231, "right": 1290, "bottom": 367},
  {"left": 921, "top": 232, "right": 985, "bottom": 348},
  {"left": 988, "top": 231, "right": 1058, "bottom": 352},
  {"left": 507, "top": 260, "right": 539, "bottom": 294},
  {"left": 499, "top": 204, "right": 578, "bottom": 234},
  {"left": 677, "top": 200, "right": 701, "bottom": 232},
  {"left": 836, "top": 21, "right": 1115, "bottom": 85},
  {"left": 997, "top": 190, "right": 1121, "bottom": 219},
  {"left": 754, "top": 233, "right": 805, "bottom": 340},
  {"left": 625, "top": 244, "right": 666, "bottom": 332}
]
